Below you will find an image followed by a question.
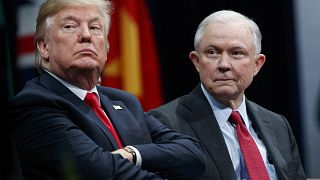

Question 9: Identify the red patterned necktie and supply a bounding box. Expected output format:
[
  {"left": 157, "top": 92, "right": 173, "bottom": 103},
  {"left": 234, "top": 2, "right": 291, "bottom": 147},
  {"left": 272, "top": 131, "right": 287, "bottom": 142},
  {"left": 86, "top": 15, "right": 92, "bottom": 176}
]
[
  {"left": 229, "top": 111, "right": 269, "bottom": 180},
  {"left": 84, "top": 92, "right": 123, "bottom": 148}
]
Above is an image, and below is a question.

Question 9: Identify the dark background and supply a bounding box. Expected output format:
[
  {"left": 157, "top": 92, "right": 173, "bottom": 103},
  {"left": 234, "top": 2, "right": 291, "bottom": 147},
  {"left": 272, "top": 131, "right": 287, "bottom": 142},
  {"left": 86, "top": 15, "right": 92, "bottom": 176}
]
[
  {"left": 1, "top": 0, "right": 19, "bottom": 179},
  {"left": 1, "top": 0, "right": 304, "bottom": 179}
]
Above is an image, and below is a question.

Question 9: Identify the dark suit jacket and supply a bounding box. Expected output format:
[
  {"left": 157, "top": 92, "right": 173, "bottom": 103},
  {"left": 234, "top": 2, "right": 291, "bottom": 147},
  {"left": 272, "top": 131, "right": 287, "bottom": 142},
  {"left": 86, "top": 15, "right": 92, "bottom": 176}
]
[
  {"left": 149, "top": 84, "right": 306, "bottom": 180},
  {"left": 10, "top": 71, "right": 206, "bottom": 180}
]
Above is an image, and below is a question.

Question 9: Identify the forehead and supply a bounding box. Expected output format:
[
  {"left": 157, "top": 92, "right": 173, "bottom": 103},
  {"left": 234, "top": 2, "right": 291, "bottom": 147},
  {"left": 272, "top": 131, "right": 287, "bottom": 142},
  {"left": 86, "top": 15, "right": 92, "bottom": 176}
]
[
  {"left": 200, "top": 22, "right": 254, "bottom": 49},
  {"left": 54, "top": 5, "right": 103, "bottom": 22}
]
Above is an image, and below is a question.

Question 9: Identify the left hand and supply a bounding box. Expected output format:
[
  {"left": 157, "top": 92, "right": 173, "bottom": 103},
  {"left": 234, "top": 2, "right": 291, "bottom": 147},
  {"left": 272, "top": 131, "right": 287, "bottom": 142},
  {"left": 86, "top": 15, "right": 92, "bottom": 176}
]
[{"left": 112, "top": 149, "right": 133, "bottom": 163}]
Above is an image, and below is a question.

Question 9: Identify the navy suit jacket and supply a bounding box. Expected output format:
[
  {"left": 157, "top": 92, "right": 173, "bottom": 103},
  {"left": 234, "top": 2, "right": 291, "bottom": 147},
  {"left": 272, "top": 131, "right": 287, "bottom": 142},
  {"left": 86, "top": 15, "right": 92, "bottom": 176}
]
[
  {"left": 149, "top": 84, "right": 306, "bottom": 180},
  {"left": 10, "top": 72, "right": 206, "bottom": 180}
]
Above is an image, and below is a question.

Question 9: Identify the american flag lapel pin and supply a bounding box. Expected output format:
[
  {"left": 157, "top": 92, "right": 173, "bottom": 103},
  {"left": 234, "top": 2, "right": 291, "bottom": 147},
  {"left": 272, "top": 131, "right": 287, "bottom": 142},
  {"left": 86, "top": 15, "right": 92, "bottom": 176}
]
[{"left": 112, "top": 105, "right": 123, "bottom": 110}]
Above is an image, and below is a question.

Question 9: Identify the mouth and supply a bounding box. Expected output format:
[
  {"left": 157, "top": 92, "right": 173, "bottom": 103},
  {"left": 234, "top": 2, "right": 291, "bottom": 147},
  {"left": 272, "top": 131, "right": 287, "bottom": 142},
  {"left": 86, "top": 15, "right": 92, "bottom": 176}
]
[
  {"left": 215, "top": 78, "right": 234, "bottom": 82},
  {"left": 76, "top": 49, "right": 96, "bottom": 56}
]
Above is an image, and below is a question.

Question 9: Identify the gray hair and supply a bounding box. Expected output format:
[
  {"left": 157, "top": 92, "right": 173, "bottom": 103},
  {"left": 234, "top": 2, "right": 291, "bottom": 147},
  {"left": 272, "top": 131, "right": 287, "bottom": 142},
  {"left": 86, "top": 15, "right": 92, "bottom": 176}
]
[
  {"left": 34, "top": 0, "right": 112, "bottom": 73},
  {"left": 194, "top": 10, "right": 262, "bottom": 55}
]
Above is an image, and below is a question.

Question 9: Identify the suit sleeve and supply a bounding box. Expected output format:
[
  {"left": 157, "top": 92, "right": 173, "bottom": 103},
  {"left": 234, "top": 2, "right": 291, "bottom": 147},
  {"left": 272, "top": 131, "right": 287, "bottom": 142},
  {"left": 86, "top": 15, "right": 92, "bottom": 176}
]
[
  {"left": 11, "top": 96, "right": 162, "bottom": 180},
  {"left": 282, "top": 116, "right": 306, "bottom": 179},
  {"left": 102, "top": 87, "right": 206, "bottom": 179},
  {"left": 133, "top": 113, "right": 206, "bottom": 179}
]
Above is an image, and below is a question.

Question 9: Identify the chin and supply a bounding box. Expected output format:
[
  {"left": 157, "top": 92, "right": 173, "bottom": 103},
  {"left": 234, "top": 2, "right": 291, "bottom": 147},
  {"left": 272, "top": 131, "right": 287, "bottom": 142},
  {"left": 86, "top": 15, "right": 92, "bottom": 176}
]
[
  {"left": 213, "top": 88, "right": 237, "bottom": 97},
  {"left": 70, "top": 65, "right": 98, "bottom": 75},
  {"left": 75, "top": 59, "right": 99, "bottom": 68}
]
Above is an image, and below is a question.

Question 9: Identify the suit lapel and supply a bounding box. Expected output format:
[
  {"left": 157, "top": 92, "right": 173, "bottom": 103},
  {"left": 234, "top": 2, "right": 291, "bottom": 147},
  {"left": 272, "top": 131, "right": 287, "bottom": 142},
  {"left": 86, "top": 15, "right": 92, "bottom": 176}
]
[
  {"left": 93, "top": 94, "right": 126, "bottom": 149},
  {"left": 38, "top": 71, "right": 119, "bottom": 149},
  {"left": 246, "top": 101, "right": 287, "bottom": 179},
  {"left": 184, "top": 85, "right": 236, "bottom": 179},
  {"left": 99, "top": 95, "right": 130, "bottom": 147},
  {"left": 99, "top": 91, "right": 149, "bottom": 147}
]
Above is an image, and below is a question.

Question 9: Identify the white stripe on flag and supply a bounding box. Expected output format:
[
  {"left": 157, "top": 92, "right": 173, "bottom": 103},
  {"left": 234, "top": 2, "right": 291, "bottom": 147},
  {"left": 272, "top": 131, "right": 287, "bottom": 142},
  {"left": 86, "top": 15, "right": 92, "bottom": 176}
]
[{"left": 17, "top": 53, "right": 34, "bottom": 69}]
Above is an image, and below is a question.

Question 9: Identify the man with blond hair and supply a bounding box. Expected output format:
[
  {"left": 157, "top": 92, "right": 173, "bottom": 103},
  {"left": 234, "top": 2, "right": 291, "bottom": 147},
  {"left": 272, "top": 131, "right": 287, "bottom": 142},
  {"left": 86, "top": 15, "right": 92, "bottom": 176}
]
[{"left": 10, "top": 0, "right": 206, "bottom": 179}]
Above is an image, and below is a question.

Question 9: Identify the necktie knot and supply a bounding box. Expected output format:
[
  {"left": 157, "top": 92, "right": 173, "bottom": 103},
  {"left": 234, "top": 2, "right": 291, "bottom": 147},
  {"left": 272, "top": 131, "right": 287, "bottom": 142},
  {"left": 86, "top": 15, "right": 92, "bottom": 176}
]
[
  {"left": 84, "top": 92, "right": 99, "bottom": 108},
  {"left": 229, "top": 111, "right": 243, "bottom": 125}
]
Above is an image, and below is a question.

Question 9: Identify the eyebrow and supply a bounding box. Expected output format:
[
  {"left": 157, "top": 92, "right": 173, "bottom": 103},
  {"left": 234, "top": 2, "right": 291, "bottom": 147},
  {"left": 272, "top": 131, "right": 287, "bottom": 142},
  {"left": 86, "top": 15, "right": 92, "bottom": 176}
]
[
  {"left": 204, "top": 45, "right": 220, "bottom": 51},
  {"left": 61, "top": 15, "right": 102, "bottom": 24},
  {"left": 205, "top": 44, "right": 247, "bottom": 50},
  {"left": 229, "top": 46, "right": 246, "bottom": 51}
]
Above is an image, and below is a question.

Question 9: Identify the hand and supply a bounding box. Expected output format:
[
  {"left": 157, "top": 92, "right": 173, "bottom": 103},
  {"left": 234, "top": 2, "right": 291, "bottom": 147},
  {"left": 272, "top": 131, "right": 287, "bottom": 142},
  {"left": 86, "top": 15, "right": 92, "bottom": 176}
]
[{"left": 112, "top": 149, "right": 133, "bottom": 163}]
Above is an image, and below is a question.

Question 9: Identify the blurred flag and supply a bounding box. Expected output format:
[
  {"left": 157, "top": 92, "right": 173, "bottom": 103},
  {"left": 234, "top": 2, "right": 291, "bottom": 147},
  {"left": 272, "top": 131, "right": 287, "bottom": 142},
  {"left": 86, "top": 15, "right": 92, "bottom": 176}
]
[
  {"left": 102, "top": 0, "right": 163, "bottom": 111},
  {"left": 16, "top": 0, "right": 43, "bottom": 90},
  {"left": 17, "top": 0, "right": 164, "bottom": 111}
]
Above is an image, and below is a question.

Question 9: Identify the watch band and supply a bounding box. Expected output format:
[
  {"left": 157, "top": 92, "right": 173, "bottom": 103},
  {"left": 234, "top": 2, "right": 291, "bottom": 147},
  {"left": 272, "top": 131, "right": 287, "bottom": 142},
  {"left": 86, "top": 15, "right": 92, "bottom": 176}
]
[{"left": 124, "top": 146, "right": 137, "bottom": 164}]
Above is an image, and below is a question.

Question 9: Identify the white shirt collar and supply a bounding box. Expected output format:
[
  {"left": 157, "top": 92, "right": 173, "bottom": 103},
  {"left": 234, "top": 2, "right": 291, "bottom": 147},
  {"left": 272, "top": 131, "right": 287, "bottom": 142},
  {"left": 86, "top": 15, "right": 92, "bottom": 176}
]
[
  {"left": 200, "top": 83, "right": 250, "bottom": 129},
  {"left": 45, "top": 70, "right": 99, "bottom": 101}
]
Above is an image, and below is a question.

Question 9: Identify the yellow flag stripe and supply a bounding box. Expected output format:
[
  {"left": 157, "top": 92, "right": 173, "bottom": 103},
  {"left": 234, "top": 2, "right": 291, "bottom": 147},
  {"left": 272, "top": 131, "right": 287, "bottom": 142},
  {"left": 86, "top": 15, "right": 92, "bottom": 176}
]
[
  {"left": 120, "top": 8, "right": 142, "bottom": 97},
  {"left": 103, "top": 57, "right": 120, "bottom": 77}
]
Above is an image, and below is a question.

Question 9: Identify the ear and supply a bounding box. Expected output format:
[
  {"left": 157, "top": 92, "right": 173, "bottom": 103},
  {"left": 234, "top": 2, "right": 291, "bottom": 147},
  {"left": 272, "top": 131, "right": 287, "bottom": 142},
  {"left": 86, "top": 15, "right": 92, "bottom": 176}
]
[
  {"left": 106, "top": 40, "right": 110, "bottom": 52},
  {"left": 189, "top": 51, "right": 200, "bottom": 72},
  {"left": 253, "top": 54, "right": 266, "bottom": 76},
  {"left": 38, "top": 39, "right": 49, "bottom": 60}
]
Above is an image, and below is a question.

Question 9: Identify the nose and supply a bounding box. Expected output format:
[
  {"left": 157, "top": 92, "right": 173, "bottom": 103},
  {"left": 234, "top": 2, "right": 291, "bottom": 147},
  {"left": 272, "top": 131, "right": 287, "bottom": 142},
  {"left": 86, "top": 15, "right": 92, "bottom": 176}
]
[
  {"left": 78, "top": 25, "right": 92, "bottom": 43},
  {"left": 217, "top": 52, "right": 231, "bottom": 72}
]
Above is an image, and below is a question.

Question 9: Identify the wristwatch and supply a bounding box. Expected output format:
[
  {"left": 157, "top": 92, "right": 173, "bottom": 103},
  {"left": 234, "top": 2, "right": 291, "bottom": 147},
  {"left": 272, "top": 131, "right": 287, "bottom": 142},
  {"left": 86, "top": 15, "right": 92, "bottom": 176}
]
[{"left": 124, "top": 146, "right": 137, "bottom": 164}]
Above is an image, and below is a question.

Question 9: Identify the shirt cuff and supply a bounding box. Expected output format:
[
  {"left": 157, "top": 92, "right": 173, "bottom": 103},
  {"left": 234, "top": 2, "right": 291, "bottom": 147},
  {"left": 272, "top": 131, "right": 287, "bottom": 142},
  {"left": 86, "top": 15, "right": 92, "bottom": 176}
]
[{"left": 127, "top": 145, "right": 142, "bottom": 167}]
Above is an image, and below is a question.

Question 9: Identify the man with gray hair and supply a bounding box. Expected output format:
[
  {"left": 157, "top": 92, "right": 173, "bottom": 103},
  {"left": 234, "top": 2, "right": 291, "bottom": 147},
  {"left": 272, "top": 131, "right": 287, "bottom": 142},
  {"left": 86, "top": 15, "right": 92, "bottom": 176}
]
[
  {"left": 149, "top": 10, "right": 306, "bottom": 180},
  {"left": 9, "top": 0, "right": 206, "bottom": 179}
]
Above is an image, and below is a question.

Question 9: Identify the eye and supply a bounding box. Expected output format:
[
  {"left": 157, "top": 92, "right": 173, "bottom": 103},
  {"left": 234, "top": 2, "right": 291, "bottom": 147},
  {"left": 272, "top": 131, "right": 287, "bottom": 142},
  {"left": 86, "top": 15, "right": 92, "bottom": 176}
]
[
  {"left": 208, "top": 49, "right": 217, "bottom": 54},
  {"left": 90, "top": 26, "right": 100, "bottom": 30},
  {"left": 207, "top": 49, "right": 220, "bottom": 59},
  {"left": 89, "top": 25, "right": 103, "bottom": 35},
  {"left": 230, "top": 50, "right": 246, "bottom": 59},
  {"left": 64, "top": 25, "right": 74, "bottom": 28},
  {"left": 63, "top": 24, "right": 76, "bottom": 32}
]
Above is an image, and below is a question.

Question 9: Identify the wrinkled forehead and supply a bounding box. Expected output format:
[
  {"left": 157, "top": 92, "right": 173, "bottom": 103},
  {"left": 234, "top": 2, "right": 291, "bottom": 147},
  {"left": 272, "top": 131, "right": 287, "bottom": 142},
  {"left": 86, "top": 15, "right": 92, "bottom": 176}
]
[
  {"left": 199, "top": 22, "right": 255, "bottom": 51},
  {"left": 203, "top": 22, "right": 253, "bottom": 42},
  {"left": 207, "top": 21, "right": 252, "bottom": 37},
  {"left": 54, "top": 6, "right": 103, "bottom": 22},
  {"left": 45, "top": 5, "right": 110, "bottom": 35}
]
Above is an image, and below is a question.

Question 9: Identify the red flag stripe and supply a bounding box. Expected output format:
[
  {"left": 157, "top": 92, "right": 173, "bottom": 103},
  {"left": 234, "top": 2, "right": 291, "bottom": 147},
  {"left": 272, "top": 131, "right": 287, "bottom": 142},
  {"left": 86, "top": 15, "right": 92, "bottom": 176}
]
[{"left": 18, "top": 35, "right": 34, "bottom": 55}]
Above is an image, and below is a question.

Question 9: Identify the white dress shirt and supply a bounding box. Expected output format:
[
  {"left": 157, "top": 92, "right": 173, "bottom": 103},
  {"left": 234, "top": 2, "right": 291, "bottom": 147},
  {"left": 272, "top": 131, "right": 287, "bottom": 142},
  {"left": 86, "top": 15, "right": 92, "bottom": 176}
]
[
  {"left": 46, "top": 70, "right": 142, "bottom": 166},
  {"left": 201, "top": 84, "right": 277, "bottom": 180}
]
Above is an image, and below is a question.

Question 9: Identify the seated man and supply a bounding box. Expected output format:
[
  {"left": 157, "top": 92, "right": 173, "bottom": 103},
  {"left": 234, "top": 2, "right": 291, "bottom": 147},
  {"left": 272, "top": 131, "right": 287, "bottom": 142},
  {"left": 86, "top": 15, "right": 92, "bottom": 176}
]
[
  {"left": 9, "top": 0, "right": 206, "bottom": 179},
  {"left": 149, "top": 10, "right": 306, "bottom": 180}
]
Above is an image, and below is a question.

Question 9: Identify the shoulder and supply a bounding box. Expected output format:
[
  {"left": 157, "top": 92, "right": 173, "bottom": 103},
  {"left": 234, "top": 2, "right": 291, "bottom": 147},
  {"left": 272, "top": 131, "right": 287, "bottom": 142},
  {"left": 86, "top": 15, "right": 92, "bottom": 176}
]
[
  {"left": 154, "top": 96, "right": 185, "bottom": 112},
  {"left": 149, "top": 95, "right": 186, "bottom": 116},
  {"left": 149, "top": 85, "right": 206, "bottom": 122},
  {"left": 150, "top": 85, "right": 203, "bottom": 116},
  {"left": 247, "top": 100, "right": 284, "bottom": 118},
  {"left": 10, "top": 78, "right": 56, "bottom": 106},
  {"left": 148, "top": 95, "right": 189, "bottom": 130},
  {"left": 246, "top": 99, "right": 290, "bottom": 128},
  {"left": 9, "top": 78, "right": 75, "bottom": 126},
  {"left": 10, "top": 74, "right": 82, "bottom": 115}
]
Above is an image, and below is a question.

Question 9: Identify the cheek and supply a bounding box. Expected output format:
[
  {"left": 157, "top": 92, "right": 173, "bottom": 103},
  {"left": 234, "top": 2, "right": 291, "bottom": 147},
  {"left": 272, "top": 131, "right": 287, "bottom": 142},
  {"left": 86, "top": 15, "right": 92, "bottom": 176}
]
[
  {"left": 199, "top": 62, "right": 216, "bottom": 81},
  {"left": 237, "top": 65, "right": 255, "bottom": 86},
  {"left": 47, "top": 40, "right": 73, "bottom": 68},
  {"left": 99, "top": 48, "right": 108, "bottom": 64},
  {"left": 97, "top": 40, "right": 108, "bottom": 57},
  {"left": 49, "top": 38, "right": 70, "bottom": 54}
]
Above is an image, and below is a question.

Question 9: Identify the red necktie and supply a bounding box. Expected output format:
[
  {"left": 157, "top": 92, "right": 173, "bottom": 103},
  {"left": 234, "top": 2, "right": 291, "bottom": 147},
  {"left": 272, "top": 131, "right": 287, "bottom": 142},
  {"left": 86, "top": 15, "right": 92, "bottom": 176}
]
[
  {"left": 229, "top": 111, "right": 269, "bottom": 180},
  {"left": 84, "top": 92, "right": 123, "bottom": 148}
]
